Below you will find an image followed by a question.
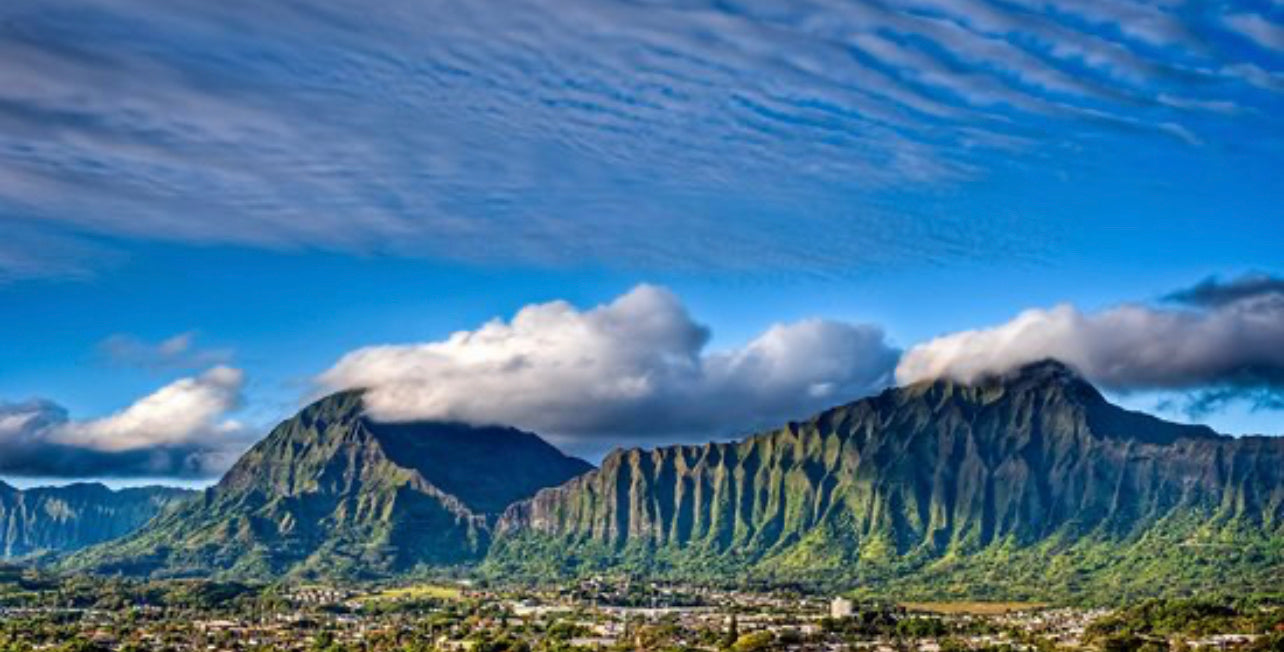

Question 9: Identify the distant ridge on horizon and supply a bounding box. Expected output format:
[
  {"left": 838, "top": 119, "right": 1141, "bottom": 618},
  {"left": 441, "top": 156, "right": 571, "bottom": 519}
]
[{"left": 0, "top": 482, "right": 194, "bottom": 559}]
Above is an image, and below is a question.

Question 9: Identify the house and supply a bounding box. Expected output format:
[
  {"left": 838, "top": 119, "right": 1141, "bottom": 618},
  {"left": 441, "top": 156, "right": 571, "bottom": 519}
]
[{"left": 831, "top": 597, "right": 854, "bottom": 619}]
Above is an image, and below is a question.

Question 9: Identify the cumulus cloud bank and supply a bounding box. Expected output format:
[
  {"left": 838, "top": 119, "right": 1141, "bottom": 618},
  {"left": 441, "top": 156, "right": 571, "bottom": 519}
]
[
  {"left": 320, "top": 285, "right": 899, "bottom": 453},
  {"left": 0, "top": 366, "right": 251, "bottom": 478},
  {"left": 896, "top": 274, "right": 1284, "bottom": 414}
]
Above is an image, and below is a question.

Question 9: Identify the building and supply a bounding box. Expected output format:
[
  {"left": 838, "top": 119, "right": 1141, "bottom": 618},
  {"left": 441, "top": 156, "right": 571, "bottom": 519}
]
[{"left": 831, "top": 597, "right": 854, "bottom": 619}]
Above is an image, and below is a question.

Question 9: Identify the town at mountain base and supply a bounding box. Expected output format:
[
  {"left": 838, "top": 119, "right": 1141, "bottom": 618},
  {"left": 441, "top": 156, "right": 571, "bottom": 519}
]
[{"left": 58, "top": 361, "right": 1283, "bottom": 601}]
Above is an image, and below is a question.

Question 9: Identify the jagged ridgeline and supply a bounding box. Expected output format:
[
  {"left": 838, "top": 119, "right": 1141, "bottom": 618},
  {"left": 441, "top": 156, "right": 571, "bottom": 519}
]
[
  {"left": 488, "top": 361, "right": 1283, "bottom": 600},
  {"left": 65, "top": 391, "right": 592, "bottom": 580},
  {"left": 61, "top": 362, "right": 1283, "bottom": 599},
  {"left": 0, "top": 483, "right": 193, "bottom": 559}
]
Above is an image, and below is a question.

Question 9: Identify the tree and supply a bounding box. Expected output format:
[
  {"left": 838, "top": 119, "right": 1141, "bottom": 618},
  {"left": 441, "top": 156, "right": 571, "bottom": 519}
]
[
  {"left": 721, "top": 615, "right": 739, "bottom": 649},
  {"left": 729, "top": 631, "right": 774, "bottom": 652}
]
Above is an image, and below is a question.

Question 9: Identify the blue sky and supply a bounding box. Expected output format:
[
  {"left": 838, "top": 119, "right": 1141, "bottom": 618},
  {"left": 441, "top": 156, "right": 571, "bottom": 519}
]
[{"left": 0, "top": 0, "right": 1281, "bottom": 485}]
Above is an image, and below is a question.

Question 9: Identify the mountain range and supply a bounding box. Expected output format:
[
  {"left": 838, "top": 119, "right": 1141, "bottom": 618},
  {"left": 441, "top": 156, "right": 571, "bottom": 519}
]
[
  {"left": 65, "top": 390, "right": 591, "bottom": 579},
  {"left": 488, "top": 360, "right": 1283, "bottom": 600},
  {"left": 0, "top": 482, "right": 193, "bottom": 559},
  {"left": 56, "top": 361, "right": 1284, "bottom": 599}
]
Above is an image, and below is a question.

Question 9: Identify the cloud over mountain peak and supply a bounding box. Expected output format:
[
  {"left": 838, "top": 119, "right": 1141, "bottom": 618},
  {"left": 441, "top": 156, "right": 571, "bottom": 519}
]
[
  {"left": 897, "top": 274, "right": 1284, "bottom": 414},
  {"left": 321, "top": 284, "right": 899, "bottom": 454}
]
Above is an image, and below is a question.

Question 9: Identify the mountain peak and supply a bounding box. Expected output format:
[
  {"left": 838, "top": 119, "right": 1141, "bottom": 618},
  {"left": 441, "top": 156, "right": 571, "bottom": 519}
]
[
  {"left": 957, "top": 358, "right": 1096, "bottom": 396},
  {"left": 901, "top": 357, "right": 1093, "bottom": 399},
  {"left": 994, "top": 358, "right": 1103, "bottom": 403},
  {"left": 900, "top": 357, "right": 1218, "bottom": 445},
  {"left": 492, "top": 361, "right": 1282, "bottom": 597},
  {"left": 1006, "top": 357, "right": 1082, "bottom": 382},
  {"left": 68, "top": 390, "right": 592, "bottom": 579},
  {"left": 297, "top": 388, "right": 368, "bottom": 423}
]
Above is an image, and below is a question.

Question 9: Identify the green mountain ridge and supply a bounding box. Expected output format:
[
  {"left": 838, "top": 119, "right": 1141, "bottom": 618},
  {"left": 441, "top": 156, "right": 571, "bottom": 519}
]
[
  {"left": 59, "top": 361, "right": 1284, "bottom": 601},
  {"left": 65, "top": 390, "right": 592, "bottom": 580},
  {"left": 486, "top": 360, "right": 1283, "bottom": 600},
  {"left": 0, "top": 481, "right": 194, "bottom": 559}
]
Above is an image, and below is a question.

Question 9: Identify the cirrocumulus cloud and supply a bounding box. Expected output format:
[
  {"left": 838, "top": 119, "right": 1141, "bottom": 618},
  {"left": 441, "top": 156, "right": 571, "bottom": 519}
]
[{"left": 320, "top": 284, "right": 900, "bottom": 454}]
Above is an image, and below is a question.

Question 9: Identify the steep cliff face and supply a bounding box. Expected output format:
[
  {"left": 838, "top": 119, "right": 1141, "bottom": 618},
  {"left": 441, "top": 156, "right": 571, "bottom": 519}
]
[
  {"left": 492, "top": 361, "right": 1283, "bottom": 595},
  {"left": 67, "top": 391, "right": 591, "bottom": 579},
  {"left": 0, "top": 482, "right": 193, "bottom": 558}
]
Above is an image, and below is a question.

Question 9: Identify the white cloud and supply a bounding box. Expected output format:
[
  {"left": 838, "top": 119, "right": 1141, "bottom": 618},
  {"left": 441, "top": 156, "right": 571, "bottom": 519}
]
[
  {"left": 320, "top": 285, "right": 899, "bottom": 453},
  {"left": 896, "top": 279, "right": 1284, "bottom": 410},
  {"left": 0, "top": 367, "right": 250, "bottom": 478},
  {"left": 51, "top": 366, "right": 244, "bottom": 452}
]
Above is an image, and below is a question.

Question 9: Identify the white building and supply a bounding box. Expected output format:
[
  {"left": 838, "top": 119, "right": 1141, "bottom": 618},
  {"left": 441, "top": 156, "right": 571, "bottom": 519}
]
[{"left": 831, "top": 597, "right": 854, "bottom": 619}]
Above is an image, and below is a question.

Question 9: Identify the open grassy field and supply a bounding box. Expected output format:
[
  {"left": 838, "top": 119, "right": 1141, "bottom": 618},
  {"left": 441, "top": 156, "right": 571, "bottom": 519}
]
[
  {"left": 363, "top": 583, "right": 464, "bottom": 602},
  {"left": 901, "top": 602, "right": 1048, "bottom": 615}
]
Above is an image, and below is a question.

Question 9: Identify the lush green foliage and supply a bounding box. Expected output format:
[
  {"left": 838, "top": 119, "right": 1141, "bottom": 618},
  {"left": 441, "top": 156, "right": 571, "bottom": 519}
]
[
  {"left": 43, "top": 362, "right": 1284, "bottom": 606},
  {"left": 1087, "top": 598, "right": 1284, "bottom": 639},
  {"left": 61, "top": 391, "right": 589, "bottom": 581},
  {"left": 489, "top": 362, "right": 1284, "bottom": 602}
]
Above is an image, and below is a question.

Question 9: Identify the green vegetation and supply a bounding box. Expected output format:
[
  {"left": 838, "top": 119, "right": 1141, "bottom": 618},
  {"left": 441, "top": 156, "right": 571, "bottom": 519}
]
[
  {"left": 62, "top": 390, "right": 590, "bottom": 581},
  {"left": 356, "top": 581, "right": 470, "bottom": 613},
  {"left": 902, "top": 602, "right": 1046, "bottom": 615},
  {"left": 1083, "top": 598, "right": 1284, "bottom": 652},
  {"left": 487, "top": 362, "right": 1283, "bottom": 602},
  {"left": 1087, "top": 598, "right": 1284, "bottom": 639},
  {"left": 364, "top": 582, "right": 463, "bottom": 602},
  {"left": 39, "top": 361, "right": 1284, "bottom": 606}
]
